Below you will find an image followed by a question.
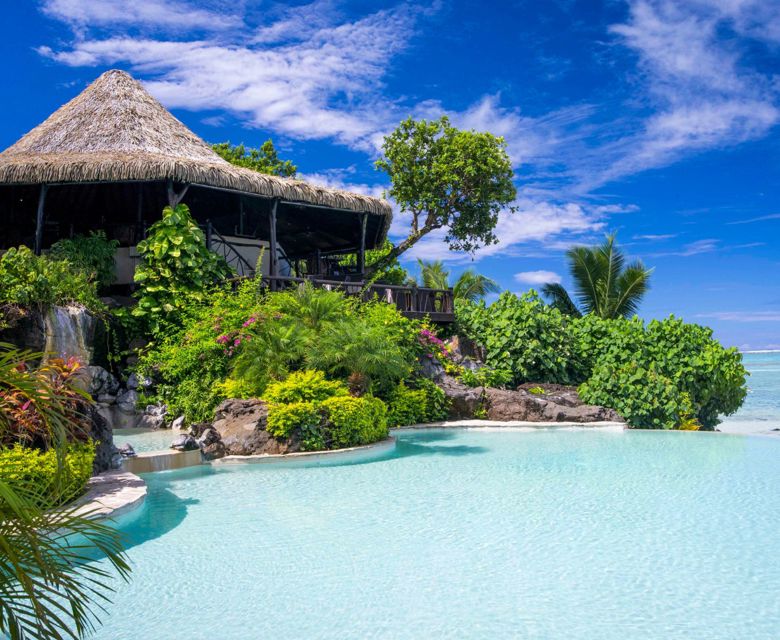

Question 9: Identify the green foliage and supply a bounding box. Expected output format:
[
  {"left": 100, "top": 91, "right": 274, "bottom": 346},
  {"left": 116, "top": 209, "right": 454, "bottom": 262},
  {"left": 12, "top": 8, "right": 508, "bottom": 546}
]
[
  {"left": 321, "top": 395, "right": 388, "bottom": 449},
  {"left": 0, "top": 442, "right": 94, "bottom": 507},
  {"left": 457, "top": 294, "right": 748, "bottom": 429},
  {"left": 212, "top": 140, "right": 296, "bottom": 177},
  {"left": 266, "top": 401, "right": 321, "bottom": 440},
  {"left": 135, "top": 278, "right": 261, "bottom": 422},
  {"left": 0, "top": 345, "right": 130, "bottom": 640},
  {"left": 49, "top": 231, "right": 119, "bottom": 290},
  {"left": 541, "top": 234, "right": 653, "bottom": 319},
  {"left": 263, "top": 370, "right": 348, "bottom": 405},
  {"left": 457, "top": 291, "right": 579, "bottom": 386},
  {"left": 416, "top": 259, "right": 499, "bottom": 304},
  {"left": 139, "top": 282, "right": 422, "bottom": 422},
  {"left": 0, "top": 246, "right": 103, "bottom": 311},
  {"left": 386, "top": 379, "right": 449, "bottom": 427},
  {"left": 133, "top": 204, "right": 232, "bottom": 334},
  {"left": 576, "top": 315, "right": 748, "bottom": 429},
  {"left": 370, "top": 116, "right": 516, "bottom": 274},
  {"left": 460, "top": 366, "right": 512, "bottom": 389},
  {"left": 340, "top": 240, "right": 410, "bottom": 285}
]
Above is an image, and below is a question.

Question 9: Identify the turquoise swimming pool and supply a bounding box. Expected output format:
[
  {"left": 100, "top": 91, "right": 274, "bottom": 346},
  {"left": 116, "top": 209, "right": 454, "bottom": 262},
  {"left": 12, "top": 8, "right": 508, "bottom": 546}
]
[{"left": 91, "top": 428, "right": 780, "bottom": 639}]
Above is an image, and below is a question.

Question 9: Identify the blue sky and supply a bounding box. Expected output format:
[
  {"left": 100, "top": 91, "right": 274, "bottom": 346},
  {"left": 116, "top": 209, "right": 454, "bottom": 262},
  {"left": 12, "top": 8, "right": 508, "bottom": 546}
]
[{"left": 1, "top": 0, "right": 779, "bottom": 350}]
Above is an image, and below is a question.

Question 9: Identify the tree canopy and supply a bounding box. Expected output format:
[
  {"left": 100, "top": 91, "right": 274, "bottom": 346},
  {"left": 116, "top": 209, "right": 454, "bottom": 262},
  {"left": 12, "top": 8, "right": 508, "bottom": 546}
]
[
  {"left": 370, "top": 116, "right": 516, "bottom": 275},
  {"left": 541, "top": 234, "right": 653, "bottom": 319},
  {"left": 212, "top": 140, "right": 297, "bottom": 177}
]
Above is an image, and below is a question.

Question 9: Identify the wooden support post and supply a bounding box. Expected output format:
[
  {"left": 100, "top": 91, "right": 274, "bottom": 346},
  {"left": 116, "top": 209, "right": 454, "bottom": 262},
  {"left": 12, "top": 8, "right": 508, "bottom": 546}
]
[
  {"left": 34, "top": 184, "right": 48, "bottom": 255},
  {"left": 269, "top": 199, "right": 279, "bottom": 277},
  {"left": 357, "top": 212, "right": 367, "bottom": 277},
  {"left": 206, "top": 220, "right": 213, "bottom": 250},
  {"left": 239, "top": 197, "right": 245, "bottom": 235},
  {"left": 166, "top": 179, "right": 190, "bottom": 207},
  {"left": 136, "top": 185, "right": 144, "bottom": 243}
]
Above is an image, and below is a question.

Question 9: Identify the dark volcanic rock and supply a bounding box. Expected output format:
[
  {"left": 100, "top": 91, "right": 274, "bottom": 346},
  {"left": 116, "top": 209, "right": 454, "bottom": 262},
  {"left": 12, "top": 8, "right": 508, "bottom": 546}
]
[
  {"left": 170, "top": 434, "right": 199, "bottom": 451},
  {"left": 211, "top": 399, "right": 300, "bottom": 455},
  {"left": 485, "top": 386, "right": 623, "bottom": 422},
  {"left": 436, "top": 376, "right": 623, "bottom": 423},
  {"left": 438, "top": 375, "right": 485, "bottom": 419},
  {"left": 88, "top": 405, "right": 121, "bottom": 473}
]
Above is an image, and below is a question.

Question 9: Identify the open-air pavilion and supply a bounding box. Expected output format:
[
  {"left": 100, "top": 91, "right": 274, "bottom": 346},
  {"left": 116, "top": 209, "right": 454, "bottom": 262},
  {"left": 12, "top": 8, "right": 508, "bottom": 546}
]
[{"left": 0, "top": 69, "right": 453, "bottom": 320}]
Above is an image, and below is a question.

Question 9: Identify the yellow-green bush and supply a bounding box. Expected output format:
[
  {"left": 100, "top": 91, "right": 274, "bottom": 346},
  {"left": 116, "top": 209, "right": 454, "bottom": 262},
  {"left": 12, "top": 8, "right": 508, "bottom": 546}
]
[
  {"left": 266, "top": 401, "right": 321, "bottom": 440},
  {"left": 386, "top": 380, "right": 449, "bottom": 427},
  {"left": 263, "top": 370, "right": 348, "bottom": 405},
  {"left": 0, "top": 442, "right": 95, "bottom": 506},
  {"left": 321, "top": 395, "right": 388, "bottom": 449}
]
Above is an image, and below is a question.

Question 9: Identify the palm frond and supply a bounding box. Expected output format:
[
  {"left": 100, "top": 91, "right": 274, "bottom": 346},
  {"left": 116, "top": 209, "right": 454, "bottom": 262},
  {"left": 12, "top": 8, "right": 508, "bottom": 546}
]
[
  {"left": 541, "top": 283, "right": 582, "bottom": 317},
  {"left": 453, "top": 269, "right": 499, "bottom": 303},
  {"left": 416, "top": 260, "right": 450, "bottom": 290},
  {"left": 612, "top": 262, "right": 653, "bottom": 318}
]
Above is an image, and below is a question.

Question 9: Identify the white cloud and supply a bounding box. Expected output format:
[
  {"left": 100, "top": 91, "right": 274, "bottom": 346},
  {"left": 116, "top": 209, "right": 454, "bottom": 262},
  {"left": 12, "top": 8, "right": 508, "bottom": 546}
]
[
  {"left": 38, "top": 5, "right": 420, "bottom": 151},
  {"left": 698, "top": 311, "right": 780, "bottom": 322},
  {"left": 42, "top": 0, "right": 241, "bottom": 31},
  {"left": 514, "top": 270, "right": 562, "bottom": 285},
  {"left": 404, "top": 197, "right": 607, "bottom": 263},
  {"left": 633, "top": 233, "right": 677, "bottom": 240}
]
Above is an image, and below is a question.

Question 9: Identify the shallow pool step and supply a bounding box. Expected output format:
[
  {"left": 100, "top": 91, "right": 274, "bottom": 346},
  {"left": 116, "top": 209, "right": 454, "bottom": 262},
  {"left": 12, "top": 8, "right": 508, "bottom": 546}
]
[{"left": 122, "top": 449, "right": 203, "bottom": 474}]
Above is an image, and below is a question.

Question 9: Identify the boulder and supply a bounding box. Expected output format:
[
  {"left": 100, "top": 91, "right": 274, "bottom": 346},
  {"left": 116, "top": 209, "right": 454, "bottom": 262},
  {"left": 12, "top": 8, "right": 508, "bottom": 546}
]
[
  {"left": 484, "top": 385, "right": 623, "bottom": 423},
  {"left": 117, "top": 442, "right": 137, "bottom": 457},
  {"left": 170, "top": 415, "right": 185, "bottom": 431},
  {"left": 435, "top": 377, "right": 624, "bottom": 423},
  {"left": 212, "top": 398, "right": 300, "bottom": 455},
  {"left": 418, "top": 355, "right": 446, "bottom": 382},
  {"left": 126, "top": 372, "right": 153, "bottom": 391},
  {"left": 438, "top": 375, "right": 485, "bottom": 419},
  {"left": 138, "top": 403, "right": 167, "bottom": 430},
  {"left": 115, "top": 389, "right": 139, "bottom": 415},
  {"left": 201, "top": 441, "right": 226, "bottom": 461},
  {"left": 170, "top": 434, "right": 199, "bottom": 451},
  {"left": 86, "top": 365, "right": 120, "bottom": 398},
  {"left": 87, "top": 405, "right": 121, "bottom": 473}
]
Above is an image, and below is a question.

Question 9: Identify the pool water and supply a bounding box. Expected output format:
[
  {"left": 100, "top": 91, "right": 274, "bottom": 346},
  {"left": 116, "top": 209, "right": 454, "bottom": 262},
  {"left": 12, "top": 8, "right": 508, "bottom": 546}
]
[
  {"left": 90, "top": 428, "right": 780, "bottom": 639},
  {"left": 113, "top": 428, "right": 178, "bottom": 453}
]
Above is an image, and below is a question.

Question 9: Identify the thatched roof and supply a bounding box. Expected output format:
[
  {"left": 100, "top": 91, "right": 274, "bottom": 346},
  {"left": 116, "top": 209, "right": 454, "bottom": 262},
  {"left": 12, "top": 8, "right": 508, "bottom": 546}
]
[{"left": 0, "top": 70, "right": 391, "bottom": 220}]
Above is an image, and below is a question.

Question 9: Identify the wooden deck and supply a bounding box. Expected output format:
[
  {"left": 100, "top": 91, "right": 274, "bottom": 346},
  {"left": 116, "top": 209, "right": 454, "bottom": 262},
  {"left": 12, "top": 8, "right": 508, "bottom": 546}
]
[{"left": 261, "top": 276, "right": 455, "bottom": 323}]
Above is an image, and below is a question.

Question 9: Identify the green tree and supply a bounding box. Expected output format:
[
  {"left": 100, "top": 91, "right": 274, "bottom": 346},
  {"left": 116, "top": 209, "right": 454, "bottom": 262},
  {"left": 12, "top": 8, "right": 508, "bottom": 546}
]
[
  {"left": 417, "top": 259, "right": 500, "bottom": 303},
  {"left": 133, "top": 204, "right": 232, "bottom": 334},
  {"left": 370, "top": 116, "right": 516, "bottom": 275},
  {"left": 541, "top": 234, "right": 652, "bottom": 319},
  {"left": 0, "top": 344, "right": 131, "bottom": 639},
  {"left": 212, "top": 140, "right": 297, "bottom": 177}
]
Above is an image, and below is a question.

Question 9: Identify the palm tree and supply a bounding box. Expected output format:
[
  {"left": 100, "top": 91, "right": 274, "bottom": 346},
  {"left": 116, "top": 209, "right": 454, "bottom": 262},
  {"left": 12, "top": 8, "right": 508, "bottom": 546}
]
[
  {"left": 0, "top": 344, "right": 131, "bottom": 640},
  {"left": 541, "top": 234, "right": 652, "bottom": 319},
  {"left": 416, "top": 260, "right": 500, "bottom": 303}
]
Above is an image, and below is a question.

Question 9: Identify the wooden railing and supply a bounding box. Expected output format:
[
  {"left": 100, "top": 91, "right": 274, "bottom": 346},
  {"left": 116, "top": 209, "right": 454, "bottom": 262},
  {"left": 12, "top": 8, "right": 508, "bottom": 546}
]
[{"left": 260, "top": 276, "right": 456, "bottom": 322}]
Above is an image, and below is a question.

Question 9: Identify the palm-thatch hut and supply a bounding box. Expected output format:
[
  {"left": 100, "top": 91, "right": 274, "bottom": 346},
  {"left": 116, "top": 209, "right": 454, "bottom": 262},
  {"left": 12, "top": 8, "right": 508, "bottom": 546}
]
[{"left": 0, "top": 69, "right": 391, "bottom": 283}]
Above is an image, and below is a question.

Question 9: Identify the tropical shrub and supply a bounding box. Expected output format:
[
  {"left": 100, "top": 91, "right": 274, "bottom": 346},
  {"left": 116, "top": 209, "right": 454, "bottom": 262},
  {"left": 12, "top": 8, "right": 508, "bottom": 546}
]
[
  {"left": 576, "top": 315, "right": 747, "bottom": 429},
  {"left": 49, "top": 231, "right": 119, "bottom": 290},
  {"left": 266, "top": 401, "right": 321, "bottom": 440},
  {"left": 0, "top": 442, "right": 95, "bottom": 506},
  {"left": 212, "top": 140, "right": 296, "bottom": 177},
  {"left": 0, "top": 246, "right": 102, "bottom": 311},
  {"left": 263, "top": 370, "right": 348, "bottom": 405},
  {"left": 459, "top": 366, "right": 512, "bottom": 389},
  {"left": 457, "top": 291, "right": 580, "bottom": 386},
  {"left": 133, "top": 204, "right": 232, "bottom": 334},
  {"left": 321, "top": 395, "right": 388, "bottom": 449},
  {"left": 386, "top": 379, "right": 449, "bottom": 427},
  {"left": 135, "top": 278, "right": 261, "bottom": 422},
  {"left": 0, "top": 350, "right": 91, "bottom": 448}
]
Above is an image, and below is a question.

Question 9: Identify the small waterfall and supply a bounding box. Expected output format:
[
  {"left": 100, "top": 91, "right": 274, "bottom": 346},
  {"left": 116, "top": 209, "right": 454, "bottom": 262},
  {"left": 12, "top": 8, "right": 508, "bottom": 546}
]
[{"left": 43, "top": 305, "right": 96, "bottom": 363}]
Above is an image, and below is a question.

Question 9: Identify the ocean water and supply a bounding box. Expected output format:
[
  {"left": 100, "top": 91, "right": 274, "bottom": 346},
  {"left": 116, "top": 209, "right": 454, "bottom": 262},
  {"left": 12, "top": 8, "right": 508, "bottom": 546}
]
[
  {"left": 719, "top": 351, "right": 780, "bottom": 436},
  {"left": 88, "top": 428, "right": 780, "bottom": 639}
]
